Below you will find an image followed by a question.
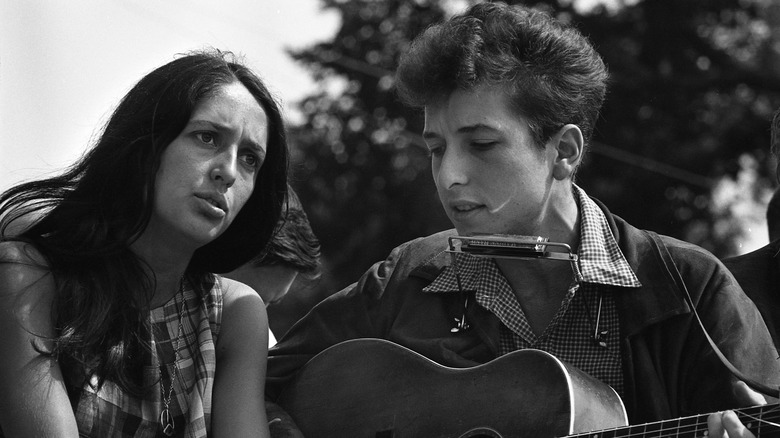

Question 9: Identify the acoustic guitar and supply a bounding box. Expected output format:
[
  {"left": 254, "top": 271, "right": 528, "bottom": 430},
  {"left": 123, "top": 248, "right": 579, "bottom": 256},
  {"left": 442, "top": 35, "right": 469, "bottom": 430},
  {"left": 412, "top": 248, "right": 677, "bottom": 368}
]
[{"left": 277, "top": 338, "right": 780, "bottom": 438}]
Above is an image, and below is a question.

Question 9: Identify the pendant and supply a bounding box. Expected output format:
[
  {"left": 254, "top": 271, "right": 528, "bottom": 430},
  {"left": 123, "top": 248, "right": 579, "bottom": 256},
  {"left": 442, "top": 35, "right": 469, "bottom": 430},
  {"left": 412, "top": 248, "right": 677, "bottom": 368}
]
[
  {"left": 451, "top": 316, "right": 470, "bottom": 333},
  {"left": 160, "top": 408, "right": 175, "bottom": 436}
]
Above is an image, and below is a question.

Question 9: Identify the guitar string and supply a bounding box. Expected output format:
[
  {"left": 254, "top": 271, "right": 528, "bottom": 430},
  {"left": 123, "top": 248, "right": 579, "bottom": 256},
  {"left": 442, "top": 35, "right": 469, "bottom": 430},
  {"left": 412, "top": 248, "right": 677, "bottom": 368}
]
[
  {"left": 624, "top": 410, "right": 780, "bottom": 438},
  {"left": 563, "top": 405, "right": 774, "bottom": 436},
  {"left": 567, "top": 405, "right": 780, "bottom": 437},
  {"left": 740, "top": 405, "right": 780, "bottom": 430}
]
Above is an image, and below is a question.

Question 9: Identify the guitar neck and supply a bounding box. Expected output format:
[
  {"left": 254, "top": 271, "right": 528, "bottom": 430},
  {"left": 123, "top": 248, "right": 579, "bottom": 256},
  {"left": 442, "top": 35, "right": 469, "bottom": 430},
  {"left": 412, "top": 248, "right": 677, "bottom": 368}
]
[{"left": 565, "top": 404, "right": 780, "bottom": 437}]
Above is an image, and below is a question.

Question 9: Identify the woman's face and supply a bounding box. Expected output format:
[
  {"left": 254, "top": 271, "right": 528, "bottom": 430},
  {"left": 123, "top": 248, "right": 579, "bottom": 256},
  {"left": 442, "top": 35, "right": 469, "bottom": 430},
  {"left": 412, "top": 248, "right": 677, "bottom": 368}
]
[{"left": 144, "top": 81, "right": 269, "bottom": 252}]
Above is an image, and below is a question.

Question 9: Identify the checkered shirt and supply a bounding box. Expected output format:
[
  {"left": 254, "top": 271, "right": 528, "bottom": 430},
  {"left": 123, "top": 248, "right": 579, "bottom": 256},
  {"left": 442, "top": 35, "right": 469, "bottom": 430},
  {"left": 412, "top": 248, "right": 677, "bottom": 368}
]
[
  {"left": 71, "top": 277, "right": 222, "bottom": 437},
  {"left": 423, "top": 184, "right": 641, "bottom": 397}
]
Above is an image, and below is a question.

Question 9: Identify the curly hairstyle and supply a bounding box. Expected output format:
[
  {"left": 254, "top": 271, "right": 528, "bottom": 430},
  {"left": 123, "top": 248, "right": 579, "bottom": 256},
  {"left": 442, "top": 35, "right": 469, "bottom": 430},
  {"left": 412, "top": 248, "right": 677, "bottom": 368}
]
[
  {"left": 395, "top": 1, "right": 609, "bottom": 150},
  {"left": 0, "top": 49, "right": 289, "bottom": 395},
  {"left": 247, "top": 188, "right": 321, "bottom": 279}
]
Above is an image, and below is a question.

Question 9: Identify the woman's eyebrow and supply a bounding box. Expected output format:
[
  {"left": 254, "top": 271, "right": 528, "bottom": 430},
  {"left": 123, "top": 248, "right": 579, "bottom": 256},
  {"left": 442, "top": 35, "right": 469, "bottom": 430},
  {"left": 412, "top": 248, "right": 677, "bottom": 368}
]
[{"left": 189, "top": 119, "right": 267, "bottom": 153}]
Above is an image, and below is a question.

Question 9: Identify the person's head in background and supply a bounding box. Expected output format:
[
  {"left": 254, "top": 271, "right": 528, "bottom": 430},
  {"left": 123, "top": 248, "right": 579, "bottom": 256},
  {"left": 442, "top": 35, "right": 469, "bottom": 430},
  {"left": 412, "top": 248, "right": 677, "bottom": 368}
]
[
  {"left": 768, "top": 108, "right": 780, "bottom": 241},
  {"left": 767, "top": 189, "right": 780, "bottom": 242},
  {"left": 226, "top": 187, "right": 321, "bottom": 307}
]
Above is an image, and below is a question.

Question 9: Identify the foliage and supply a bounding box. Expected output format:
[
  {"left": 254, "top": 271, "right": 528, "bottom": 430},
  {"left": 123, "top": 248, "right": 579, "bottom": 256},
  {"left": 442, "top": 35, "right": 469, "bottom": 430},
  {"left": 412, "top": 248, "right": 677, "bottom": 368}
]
[
  {"left": 270, "top": 0, "right": 780, "bottom": 330},
  {"left": 568, "top": 0, "right": 780, "bottom": 257},
  {"left": 286, "top": 0, "right": 451, "bottom": 288}
]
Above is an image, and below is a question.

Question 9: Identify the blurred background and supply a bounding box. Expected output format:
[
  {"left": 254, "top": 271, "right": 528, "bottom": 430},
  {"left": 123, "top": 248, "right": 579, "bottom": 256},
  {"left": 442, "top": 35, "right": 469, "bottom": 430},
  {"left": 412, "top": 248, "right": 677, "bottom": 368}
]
[{"left": 4, "top": 0, "right": 780, "bottom": 336}]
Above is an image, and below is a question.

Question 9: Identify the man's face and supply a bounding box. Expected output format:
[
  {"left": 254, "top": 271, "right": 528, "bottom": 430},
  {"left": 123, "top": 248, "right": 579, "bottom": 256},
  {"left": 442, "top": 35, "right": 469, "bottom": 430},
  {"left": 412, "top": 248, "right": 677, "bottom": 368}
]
[{"left": 423, "top": 85, "right": 559, "bottom": 237}]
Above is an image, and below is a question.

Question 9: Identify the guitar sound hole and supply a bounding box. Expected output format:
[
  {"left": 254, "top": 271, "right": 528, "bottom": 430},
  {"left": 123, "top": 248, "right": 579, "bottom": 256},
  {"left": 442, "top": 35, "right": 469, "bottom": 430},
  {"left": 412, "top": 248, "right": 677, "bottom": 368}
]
[{"left": 459, "top": 427, "right": 503, "bottom": 438}]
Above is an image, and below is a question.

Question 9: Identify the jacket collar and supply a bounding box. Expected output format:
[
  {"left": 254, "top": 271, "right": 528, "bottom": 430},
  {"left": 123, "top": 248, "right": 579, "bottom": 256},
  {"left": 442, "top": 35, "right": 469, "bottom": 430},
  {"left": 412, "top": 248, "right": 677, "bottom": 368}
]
[{"left": 592, "top": 197, "right": 691, "bottom": 336}]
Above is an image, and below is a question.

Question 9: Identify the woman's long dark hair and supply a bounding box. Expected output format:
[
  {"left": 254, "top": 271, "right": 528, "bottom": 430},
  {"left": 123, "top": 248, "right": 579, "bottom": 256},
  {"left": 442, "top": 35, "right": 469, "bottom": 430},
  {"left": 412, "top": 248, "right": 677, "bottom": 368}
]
[{"left": 0, "top": 49, "right": 289, "bottom": 395}]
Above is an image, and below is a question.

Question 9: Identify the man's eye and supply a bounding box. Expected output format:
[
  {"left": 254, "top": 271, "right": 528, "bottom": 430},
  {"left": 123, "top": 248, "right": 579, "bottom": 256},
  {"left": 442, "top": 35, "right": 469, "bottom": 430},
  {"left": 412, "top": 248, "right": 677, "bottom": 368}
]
[
  {"left": 426, "top": 144, "right": 444, "bottom": 157},
  {"left": 196, "top": 132, "right": 216, "bottom": 145},
  {"left": 471, "top": 141, "right": 497, "bottom": 148}
]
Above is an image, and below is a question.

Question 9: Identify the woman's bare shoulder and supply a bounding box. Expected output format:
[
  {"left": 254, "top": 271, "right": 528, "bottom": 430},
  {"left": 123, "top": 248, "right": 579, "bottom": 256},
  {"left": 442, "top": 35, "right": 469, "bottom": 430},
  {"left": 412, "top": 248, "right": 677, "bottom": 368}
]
[
  {"left": 0, "top": 243, "right": 77, "bottom": 436},
  {"left": 214, "top": 275, "right": 267, "bottom": 355},
  {"left": 0, "top": 241, "right": 53, "bottom": 305},
  {"left": 0, "top": 240, "right": 48, "bottom": 265},
  {"left": 219, "top": 275, "right": 264, "bottom": 307}
]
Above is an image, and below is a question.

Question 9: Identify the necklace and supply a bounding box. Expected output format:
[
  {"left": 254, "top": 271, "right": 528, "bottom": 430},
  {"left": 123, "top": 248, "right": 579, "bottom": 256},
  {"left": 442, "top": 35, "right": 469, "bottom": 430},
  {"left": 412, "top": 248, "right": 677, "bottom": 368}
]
[{"left": 158, "top": 277, "right": 187, "bottom": 437}]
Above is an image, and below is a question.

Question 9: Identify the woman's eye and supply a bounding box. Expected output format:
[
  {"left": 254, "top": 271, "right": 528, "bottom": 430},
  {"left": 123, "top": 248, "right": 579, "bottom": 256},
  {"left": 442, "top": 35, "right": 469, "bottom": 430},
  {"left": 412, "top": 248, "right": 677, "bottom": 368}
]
[
  {"left": 241, "top": 153, "right": 261, "bottom": 169},
  {"left": 196, "top": 132, "right": 216, "bottom": 145}
]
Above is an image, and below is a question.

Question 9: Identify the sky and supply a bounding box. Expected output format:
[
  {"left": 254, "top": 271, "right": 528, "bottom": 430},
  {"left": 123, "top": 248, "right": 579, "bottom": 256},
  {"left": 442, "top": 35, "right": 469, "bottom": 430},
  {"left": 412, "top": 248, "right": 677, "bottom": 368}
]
[{"left": 0, "top": 0, "right": 340, "bottom": 191}]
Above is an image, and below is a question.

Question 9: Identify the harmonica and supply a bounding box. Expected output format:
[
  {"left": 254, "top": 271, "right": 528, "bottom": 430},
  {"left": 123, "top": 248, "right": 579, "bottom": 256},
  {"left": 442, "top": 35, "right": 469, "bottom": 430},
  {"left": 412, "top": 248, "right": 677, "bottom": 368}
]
[{"left": 447, "top": 235, "right": 577, "bottom": 262}]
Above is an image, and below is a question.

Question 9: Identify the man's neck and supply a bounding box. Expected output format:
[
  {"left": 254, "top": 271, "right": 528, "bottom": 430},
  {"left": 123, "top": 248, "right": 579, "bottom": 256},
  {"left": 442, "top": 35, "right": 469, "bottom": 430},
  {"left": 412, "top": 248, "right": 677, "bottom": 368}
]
[
  {"left": 496, "top": 257, "right": 578, "bottom": 336},
  {"left": 494, "top": 185, "right": 581, "bottom": 334}
]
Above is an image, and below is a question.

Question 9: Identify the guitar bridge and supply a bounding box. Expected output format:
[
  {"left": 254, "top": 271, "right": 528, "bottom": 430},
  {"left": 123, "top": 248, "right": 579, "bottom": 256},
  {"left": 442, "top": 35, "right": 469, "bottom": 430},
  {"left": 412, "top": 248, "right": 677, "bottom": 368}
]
[{"left": 447, "top": 235, "right": 578, "bottom": 262}]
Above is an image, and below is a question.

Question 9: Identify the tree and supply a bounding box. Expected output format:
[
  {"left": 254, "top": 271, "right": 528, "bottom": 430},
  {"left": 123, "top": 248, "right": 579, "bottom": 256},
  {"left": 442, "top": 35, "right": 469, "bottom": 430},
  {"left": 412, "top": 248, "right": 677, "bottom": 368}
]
[
  {"left": 571, "top": 0, "right": 780, "bottom": 257},
  {"left": 286, "top": 0, "right": 452, "bottom": 285}
]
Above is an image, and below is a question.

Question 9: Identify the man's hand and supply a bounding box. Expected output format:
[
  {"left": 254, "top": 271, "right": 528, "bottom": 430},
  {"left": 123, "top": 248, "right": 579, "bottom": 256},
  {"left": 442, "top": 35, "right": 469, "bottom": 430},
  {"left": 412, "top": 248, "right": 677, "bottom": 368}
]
[
  {"left": 706, "top": 381, "right": 769, "bottom": 437},
  {"left": 266, "top": 400, "right": 305, "bottom": 438}
]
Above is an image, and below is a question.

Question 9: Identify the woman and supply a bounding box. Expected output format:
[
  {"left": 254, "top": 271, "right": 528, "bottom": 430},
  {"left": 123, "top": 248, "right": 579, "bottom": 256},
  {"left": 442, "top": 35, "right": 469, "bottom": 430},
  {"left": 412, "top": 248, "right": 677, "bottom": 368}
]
[{"left": 0, "top": 50, "right": 288, "bottom": 437}]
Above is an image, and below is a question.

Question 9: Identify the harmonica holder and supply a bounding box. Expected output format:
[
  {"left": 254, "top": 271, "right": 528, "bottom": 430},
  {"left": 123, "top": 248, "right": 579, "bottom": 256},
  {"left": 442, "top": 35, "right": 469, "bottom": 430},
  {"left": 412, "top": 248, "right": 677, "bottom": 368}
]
[{"left": 446, "top": 235, "right": 581, "bottom": 333}]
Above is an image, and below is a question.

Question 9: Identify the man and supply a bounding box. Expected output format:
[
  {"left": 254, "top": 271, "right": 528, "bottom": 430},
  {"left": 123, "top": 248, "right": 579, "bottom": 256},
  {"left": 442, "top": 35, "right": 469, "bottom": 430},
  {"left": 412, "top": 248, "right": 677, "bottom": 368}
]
[
  {"left": 767, "top": 188, "right": 780, "bottom": 242},
  {"left": 226, "top": 188, "right": 321, "bottom": 346},
  {"left": 723, "top": 109, "right": 780, "bottom": 353},
  {"left": 266, "top": 3, "right": 779, "bottom": 436}
]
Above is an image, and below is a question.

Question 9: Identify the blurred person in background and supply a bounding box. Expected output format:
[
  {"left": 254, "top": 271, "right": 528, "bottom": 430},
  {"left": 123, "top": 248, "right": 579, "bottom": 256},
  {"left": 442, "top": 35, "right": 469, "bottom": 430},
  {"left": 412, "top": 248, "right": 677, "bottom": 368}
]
[
  {"left": 226, "top": 187, "right": 322, "bottom": 347},
  {"left": 723, "top": 108, "right": 780, "bottom": 354},
  {"left": 767, "top": 187, "right": 780, "bottom": 242}
]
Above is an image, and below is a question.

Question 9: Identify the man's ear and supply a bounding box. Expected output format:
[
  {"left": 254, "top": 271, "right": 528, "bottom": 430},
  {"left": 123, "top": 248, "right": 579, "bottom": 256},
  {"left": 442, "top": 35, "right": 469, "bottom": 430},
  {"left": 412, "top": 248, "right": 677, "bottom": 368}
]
[{"left": 551, "top": 124, "right": 584, "bottom": 181}]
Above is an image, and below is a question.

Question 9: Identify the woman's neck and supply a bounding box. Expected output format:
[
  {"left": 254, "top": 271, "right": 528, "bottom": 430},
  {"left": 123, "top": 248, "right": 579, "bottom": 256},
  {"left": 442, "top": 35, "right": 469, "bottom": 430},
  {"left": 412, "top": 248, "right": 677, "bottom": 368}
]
[
  {"left": 129, "top": 233, "right": 192, "bottom": 308},
  {"left": 148, "top": 272, "right": 188, "bottom": 308}
]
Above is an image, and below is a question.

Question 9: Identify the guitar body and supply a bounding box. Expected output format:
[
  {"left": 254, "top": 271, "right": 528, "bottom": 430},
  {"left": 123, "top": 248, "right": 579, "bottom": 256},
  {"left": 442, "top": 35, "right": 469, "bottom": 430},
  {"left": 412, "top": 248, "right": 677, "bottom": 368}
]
[{"left": 277, "top": 338, "right": 628, "bottom": 438}]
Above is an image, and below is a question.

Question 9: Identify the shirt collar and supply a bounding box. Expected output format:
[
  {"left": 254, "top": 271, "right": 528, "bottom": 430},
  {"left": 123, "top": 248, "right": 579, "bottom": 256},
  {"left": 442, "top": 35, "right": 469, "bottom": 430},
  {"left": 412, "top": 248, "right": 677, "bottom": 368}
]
[
  {"left": 423, "top": 184, "right": 641, "bottom": 294},
  {"left": 573, "top": 184, "right": 641, "bottom": 288}
]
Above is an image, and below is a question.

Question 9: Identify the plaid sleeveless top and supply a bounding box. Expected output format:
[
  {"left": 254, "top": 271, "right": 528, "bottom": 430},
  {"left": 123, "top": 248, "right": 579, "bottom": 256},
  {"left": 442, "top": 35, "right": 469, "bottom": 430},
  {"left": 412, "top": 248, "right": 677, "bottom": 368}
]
[{"left": 72, "top": 276, "right": 223, "bottom": 437}]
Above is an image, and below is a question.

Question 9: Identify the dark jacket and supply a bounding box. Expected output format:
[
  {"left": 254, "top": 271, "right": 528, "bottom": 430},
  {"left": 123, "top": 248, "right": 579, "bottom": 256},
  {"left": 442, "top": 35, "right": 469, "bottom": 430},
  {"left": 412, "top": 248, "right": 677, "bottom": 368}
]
[
  {"left": 267, "top": 201, "right": 780, "bottom": 424},
  {"left": 723, "top": 239, "right": 780, "bottom": 352}
]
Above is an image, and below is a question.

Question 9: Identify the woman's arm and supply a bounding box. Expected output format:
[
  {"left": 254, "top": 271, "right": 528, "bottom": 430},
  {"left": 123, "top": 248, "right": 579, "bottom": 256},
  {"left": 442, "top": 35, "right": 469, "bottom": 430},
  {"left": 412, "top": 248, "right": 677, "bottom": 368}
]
[
  {"left": 0, "top": 242, "right": 79, "bottom": 437},
  {"left": 212, "top": 277, "right": 270, "bottom": 437}
]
